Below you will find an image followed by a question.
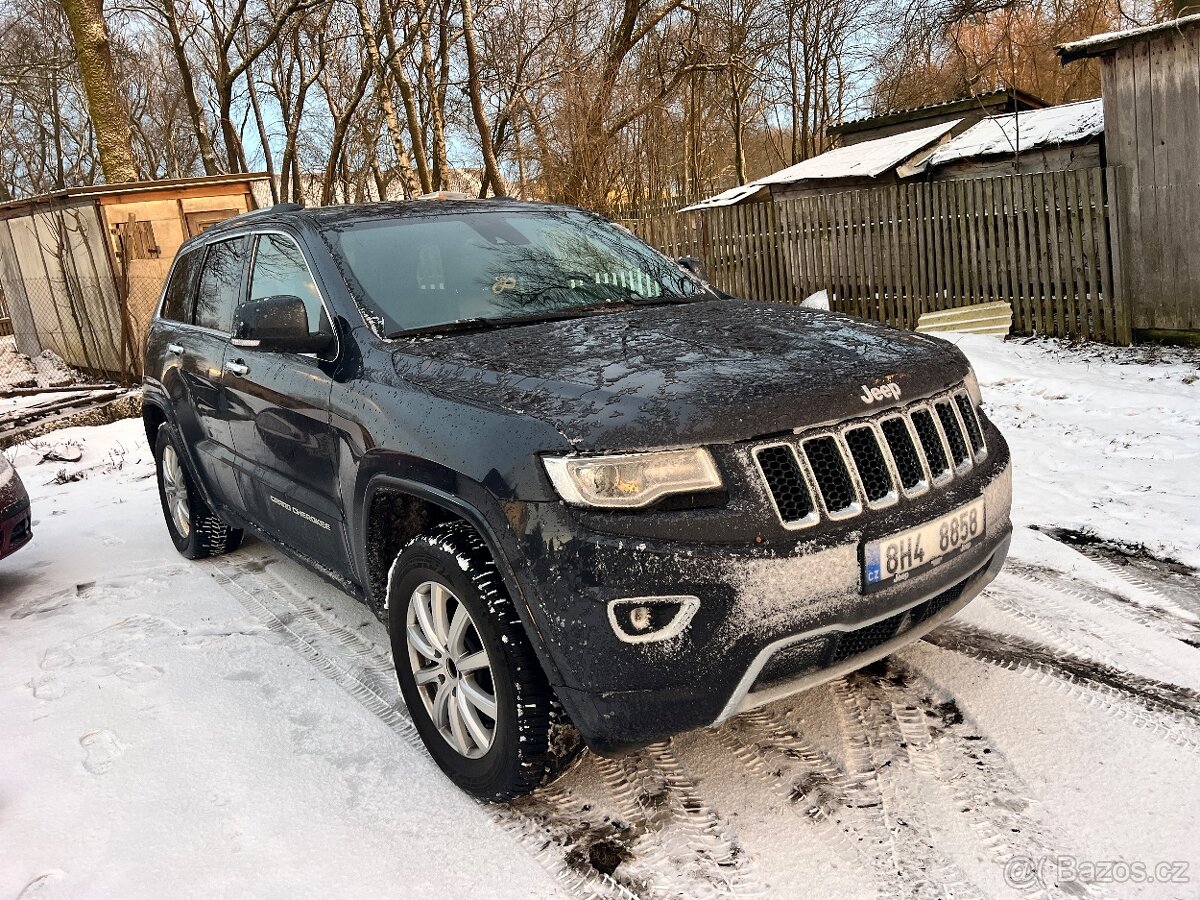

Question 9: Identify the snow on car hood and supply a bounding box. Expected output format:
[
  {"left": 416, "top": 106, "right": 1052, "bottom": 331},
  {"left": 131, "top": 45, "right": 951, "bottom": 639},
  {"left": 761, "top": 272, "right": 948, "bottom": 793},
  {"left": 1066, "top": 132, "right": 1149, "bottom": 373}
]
[{"left": 391, "top": 299, "right": 969, "bottom": 451}]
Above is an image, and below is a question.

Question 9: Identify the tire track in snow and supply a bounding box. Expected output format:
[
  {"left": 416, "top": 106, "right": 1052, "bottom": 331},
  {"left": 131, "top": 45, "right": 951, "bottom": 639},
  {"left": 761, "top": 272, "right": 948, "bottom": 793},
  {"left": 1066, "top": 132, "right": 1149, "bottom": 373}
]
[
  {"left": 838, "top": 672, "right": 984, "bottom": 900},
  {"left": 879, "top": 659, "right": 1105, "bottom": 900},
  {"left": 1003, "top": 562, "right": 1200, "bottom": 648},
  {"left": 596, "top": 742, "right": 765, "bottom": 898},
  {"left": 717, "top": 709, "right": 890, "bottom": 898},
  {"left": 208, "top": 558, "right": 637, "bottom": 900},
  {"left": 924, "top": 622, "right": 1200, "bottom": 755},
  {"left": 984, "top": 573, "right": 1196, "bottom": 687}
]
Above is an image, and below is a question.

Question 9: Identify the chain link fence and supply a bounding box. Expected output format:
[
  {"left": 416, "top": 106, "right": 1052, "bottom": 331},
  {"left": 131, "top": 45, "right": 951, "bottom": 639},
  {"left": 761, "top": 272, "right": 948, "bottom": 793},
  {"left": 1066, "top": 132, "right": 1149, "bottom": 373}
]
[{"left": 1, "top": 275, "right": 162, "bottom": 388}]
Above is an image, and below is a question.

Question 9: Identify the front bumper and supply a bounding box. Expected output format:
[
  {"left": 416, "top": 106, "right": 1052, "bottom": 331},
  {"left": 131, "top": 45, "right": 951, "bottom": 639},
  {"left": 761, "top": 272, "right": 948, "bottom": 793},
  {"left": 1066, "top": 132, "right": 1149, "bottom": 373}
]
[{"left": 505, "top": 434, "right": 1012, "bottom": 754}]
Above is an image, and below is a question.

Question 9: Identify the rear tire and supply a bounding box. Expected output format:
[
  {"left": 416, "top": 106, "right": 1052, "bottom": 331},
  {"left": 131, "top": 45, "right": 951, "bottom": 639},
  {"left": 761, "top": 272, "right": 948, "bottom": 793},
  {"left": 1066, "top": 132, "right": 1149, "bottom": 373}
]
[
  {"left": 154, "top": 427, "right": 243, "bottom": 560},
  {"left": 388, "top": 521, "right": 570, "bottom": 800}
]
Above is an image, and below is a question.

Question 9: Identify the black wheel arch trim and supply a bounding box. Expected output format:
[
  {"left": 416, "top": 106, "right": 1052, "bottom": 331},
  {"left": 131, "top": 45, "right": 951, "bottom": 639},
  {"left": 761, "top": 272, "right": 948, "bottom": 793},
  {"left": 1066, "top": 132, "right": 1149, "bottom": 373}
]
[{"left": 358, "top": 468, "right": 566, "bottom": 688}]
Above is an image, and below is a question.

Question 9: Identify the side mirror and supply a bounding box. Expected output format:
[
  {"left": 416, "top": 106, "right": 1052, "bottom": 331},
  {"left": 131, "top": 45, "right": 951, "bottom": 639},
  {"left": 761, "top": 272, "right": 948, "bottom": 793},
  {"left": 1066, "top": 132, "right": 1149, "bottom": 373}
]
[
  {"left": 232, "top": 295, "right": 334, "bottom": 355},
  {"left": 677, "top": 256, "right": 709, "bottom": 283}
]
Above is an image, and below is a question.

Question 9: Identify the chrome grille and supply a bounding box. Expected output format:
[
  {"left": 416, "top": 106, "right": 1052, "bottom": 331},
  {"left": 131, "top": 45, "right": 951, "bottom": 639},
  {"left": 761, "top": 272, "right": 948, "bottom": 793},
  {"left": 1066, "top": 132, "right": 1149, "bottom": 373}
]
[{"left": 753, "top": 386, "right": 987, "bottom": 530}]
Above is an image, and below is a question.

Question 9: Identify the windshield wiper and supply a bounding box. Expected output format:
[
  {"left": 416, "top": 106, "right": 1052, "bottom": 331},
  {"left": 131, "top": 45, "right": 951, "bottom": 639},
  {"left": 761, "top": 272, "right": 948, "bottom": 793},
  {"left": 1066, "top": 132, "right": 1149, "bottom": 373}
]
[
  {"left": 387, "top": 317, "right": 500, "bottom": 338},
  {"left": 386, "top": 294, "right": 705, "bottom": 339}
]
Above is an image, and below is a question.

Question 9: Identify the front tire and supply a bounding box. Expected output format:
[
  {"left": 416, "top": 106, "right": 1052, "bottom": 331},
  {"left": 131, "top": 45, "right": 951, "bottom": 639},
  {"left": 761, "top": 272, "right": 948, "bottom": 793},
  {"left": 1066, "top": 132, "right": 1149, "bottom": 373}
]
[
  {"left": 154, "top": 427, "right": 243, "bottom": 560},
  {"left": 388, "top": 521, "right": 566, "bottom": 800}
]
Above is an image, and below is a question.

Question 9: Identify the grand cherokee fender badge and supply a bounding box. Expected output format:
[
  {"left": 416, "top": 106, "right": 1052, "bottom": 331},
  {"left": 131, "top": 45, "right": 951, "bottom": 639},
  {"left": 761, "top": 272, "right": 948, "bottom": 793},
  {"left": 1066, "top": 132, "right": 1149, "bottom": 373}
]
[
  {"left": 270, "top": 495, "right": 331, "bottom": 531},
  {"left": 860, "top": 382, "right": 902, "bottom": 404}
]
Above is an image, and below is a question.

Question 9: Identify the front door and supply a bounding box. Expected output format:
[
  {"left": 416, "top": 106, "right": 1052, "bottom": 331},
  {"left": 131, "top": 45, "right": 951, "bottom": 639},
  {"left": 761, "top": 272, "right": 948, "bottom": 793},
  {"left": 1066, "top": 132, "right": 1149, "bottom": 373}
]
[{"left": 223, "top": 231, "right": 349, "bottom": 572}]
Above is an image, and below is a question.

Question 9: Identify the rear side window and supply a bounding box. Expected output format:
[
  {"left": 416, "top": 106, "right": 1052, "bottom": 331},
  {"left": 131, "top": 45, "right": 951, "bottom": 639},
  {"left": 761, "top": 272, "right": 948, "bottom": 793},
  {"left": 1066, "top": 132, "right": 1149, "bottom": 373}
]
[
  {"left": 160, "top": 249, "right": 204, "bottom": 322},
  {"left": 249, "top": 233, "right": 330, "bottom": 335},
  {"left": 195, "top": 237, "right": 249, "bottom": 332}
]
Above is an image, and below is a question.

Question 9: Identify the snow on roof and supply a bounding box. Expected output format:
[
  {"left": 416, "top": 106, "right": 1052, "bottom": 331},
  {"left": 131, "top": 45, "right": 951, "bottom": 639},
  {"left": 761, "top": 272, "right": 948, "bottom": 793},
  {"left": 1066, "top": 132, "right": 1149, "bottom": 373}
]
[
  {"left": 927, "top": 99, "right": 1103, "bottom": 168},
  {"left": 1058, "top": 13, "right": 1200, "bottom": 62},
  {"left": 682, "top": 119, "right": 960, "bottom": 211},
  {"left": 679, "top": 183, "right": 769, "bottom": 212}
]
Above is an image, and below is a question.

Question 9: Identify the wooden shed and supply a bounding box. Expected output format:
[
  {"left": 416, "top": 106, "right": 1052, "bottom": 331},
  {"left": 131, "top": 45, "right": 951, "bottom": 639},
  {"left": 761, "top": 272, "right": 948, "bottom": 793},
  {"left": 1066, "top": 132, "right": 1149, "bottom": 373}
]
[
  {"left": 1060, "top": 15, "right": 1200, "bottom": 343},
  {"left": 0, "top": 174, "right": 266, "bottom": 378}
]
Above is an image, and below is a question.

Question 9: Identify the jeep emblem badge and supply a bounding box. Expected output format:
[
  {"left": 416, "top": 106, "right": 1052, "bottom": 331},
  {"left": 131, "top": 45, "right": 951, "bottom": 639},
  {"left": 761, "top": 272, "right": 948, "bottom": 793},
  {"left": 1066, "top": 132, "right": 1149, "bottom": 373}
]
[{"left": 860, "top": 382, "right": 902, "bottom": 404}]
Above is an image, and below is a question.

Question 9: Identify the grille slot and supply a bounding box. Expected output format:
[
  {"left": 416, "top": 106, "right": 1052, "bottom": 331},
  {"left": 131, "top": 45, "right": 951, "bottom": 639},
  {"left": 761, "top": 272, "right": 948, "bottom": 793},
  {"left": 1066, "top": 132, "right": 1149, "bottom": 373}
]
[
  {"left": 880, "top": 417, "right": 926, "bottom": 492},
  {"left": 753, "top": 444, "right": 815, "bottom": 526},
  {"left": 844, "top": 426, "right": 894, "bottom": 504},
  {"left": 803, "top": 436, "right": 858, "bottom": 515},
  {"left": 911, "top": 409, "right": 950, "bottom": 480},
  {"left": 955, "top": 393, "right": 985, "bottom": 456},
  {"left": 936, "top": 401, "right": 970, "bottom": 468}
]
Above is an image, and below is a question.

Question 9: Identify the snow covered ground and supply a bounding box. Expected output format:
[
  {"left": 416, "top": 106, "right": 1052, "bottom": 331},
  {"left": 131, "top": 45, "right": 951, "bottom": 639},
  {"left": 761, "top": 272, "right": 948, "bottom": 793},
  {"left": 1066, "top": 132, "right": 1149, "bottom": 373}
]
[{"left": 2, "top": 336, "right": 1198, "bottom": 900}]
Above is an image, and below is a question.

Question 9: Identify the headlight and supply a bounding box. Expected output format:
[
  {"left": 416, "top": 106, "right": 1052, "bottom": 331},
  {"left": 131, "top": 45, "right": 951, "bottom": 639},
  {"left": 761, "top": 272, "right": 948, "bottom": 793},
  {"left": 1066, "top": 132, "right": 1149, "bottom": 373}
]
[
  {"left": 964, "top": 368, "right": 983, "bottom": 407},
  {"left": 543, "top": 448, "right": 722, "bottom": 508}
]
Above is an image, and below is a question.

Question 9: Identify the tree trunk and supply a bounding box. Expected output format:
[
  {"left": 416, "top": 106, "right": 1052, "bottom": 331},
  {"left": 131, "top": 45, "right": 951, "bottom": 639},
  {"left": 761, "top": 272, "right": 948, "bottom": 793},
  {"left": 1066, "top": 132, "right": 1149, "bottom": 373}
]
[
  {"left": 353, "top": 0, "right": 422, "bottom": 198},
  {"left": 460, "top": 0, "right": 504, "bottom": 196},
  {"left": 160, "top": 0, "right": 220, "bottom": 175},
  {"left": 57, "top": 0, "right": 138, "bottom": 183}
]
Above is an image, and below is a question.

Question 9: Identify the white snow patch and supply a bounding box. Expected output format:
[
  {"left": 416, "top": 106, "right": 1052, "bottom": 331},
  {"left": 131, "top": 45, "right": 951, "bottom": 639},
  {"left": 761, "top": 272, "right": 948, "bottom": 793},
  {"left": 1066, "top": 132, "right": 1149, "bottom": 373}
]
[
  {"left": 684, "top": 119, "right": 960, "bottom": 210},
  {"left": 801, "top": 290, "right": 830, "bottom": 310},
  {"left": 928, "top": 99, "right": 1104, "bottom": 167}
]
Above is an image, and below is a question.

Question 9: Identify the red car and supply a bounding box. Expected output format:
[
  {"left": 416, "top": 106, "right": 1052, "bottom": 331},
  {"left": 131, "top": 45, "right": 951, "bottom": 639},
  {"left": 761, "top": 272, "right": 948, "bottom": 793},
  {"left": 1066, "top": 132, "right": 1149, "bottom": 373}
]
[{"left": 0, "top": 453, "right": 31, "bottom": 560}]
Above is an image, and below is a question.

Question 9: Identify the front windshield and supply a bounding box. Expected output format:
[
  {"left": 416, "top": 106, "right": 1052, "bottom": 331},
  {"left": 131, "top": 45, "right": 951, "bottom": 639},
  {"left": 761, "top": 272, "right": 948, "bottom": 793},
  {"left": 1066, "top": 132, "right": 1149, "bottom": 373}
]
[{"left": 322, "top": 207, "right": 710, "bottom": 335}]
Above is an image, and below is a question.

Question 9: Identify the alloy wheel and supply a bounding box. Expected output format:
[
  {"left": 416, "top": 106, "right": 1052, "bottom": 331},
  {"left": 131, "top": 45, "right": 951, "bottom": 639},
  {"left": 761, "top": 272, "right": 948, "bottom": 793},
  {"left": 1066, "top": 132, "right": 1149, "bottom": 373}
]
[
  {"left": 405, "top": 580, "right": 498, "bottom": 759},
  {"left": 161, "top": 444, "right": 191, "bottom": 538}
]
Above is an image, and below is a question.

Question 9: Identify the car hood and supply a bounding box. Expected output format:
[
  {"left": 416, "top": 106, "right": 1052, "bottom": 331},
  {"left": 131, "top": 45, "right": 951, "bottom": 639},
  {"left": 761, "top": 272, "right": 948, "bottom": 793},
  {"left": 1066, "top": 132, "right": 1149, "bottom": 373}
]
[{"left": 391, "top": 299, "right": 969, "bottom": 452}]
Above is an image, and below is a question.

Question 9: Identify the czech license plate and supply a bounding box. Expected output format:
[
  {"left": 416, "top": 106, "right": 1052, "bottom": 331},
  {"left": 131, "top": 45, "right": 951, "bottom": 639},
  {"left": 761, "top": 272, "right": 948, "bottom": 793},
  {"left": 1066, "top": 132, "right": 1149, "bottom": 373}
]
[{"left": 863, "top": 498, "right": 986, "bottom": 591}]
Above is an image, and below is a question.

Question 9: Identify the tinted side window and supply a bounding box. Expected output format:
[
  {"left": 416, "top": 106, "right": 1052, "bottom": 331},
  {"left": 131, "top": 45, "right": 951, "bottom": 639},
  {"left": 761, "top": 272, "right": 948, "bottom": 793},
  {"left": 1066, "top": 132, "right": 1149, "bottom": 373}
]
[
  {"left": 160, "top": 249, "right": 204, "bottom": 322},
  {"left": 249, "top": 233, "right": 329, "bottom": 335},
  {"left": 195, "top": 237, "right": 249, "bottom": 332}
]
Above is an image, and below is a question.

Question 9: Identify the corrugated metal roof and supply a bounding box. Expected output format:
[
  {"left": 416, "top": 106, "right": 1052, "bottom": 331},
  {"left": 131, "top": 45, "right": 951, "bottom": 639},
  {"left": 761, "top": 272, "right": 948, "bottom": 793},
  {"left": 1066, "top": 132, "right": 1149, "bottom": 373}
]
[
  {"left": 927, "top": 99, "right": 1104, "bottom": 167},
  {"left": 1058, "top": 13, "right": 1200, "bottom": 62},
  {"left": 829, "top": 88, "right": 1046, "bottom": 134}
]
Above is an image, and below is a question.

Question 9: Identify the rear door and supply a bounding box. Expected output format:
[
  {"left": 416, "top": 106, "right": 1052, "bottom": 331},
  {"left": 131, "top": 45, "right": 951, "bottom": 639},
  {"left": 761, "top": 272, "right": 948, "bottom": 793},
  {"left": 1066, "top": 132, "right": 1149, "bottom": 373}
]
[
  {"left": 156, "top": 237, "right": 250, "bottom": 514},
  {"left": 223, "top": 231, "right": 348, "bottom": 572}
]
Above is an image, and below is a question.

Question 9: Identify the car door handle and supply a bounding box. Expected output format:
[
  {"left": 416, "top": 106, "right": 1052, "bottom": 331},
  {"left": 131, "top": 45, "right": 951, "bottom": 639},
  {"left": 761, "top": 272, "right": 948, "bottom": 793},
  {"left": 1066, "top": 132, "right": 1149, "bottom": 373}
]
[
  {"left": 225, "top": 361, "right": 250, "bottom": 377},
  {"left": 167, "top": 343, "right": 183, "bottom": 356}
]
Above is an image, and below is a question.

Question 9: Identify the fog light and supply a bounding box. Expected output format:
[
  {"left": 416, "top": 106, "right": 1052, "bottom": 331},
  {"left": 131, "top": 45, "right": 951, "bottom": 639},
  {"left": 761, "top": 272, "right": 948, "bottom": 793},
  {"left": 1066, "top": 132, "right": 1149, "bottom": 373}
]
[{"left": 608, "top": 596, "right": 700, "bottom": 644}]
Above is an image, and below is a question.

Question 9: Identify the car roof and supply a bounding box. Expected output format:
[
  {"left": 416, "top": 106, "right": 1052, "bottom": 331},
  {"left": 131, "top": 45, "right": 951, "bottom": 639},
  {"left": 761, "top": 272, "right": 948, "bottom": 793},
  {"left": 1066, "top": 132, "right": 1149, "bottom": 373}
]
[{"left": 191, "top": 198, "right": 584, "bottom": 245}]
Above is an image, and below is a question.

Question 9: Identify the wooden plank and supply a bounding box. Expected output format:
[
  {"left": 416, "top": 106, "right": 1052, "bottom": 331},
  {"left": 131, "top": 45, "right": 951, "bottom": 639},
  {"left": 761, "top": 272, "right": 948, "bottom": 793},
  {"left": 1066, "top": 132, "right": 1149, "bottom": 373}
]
[
  {"left": 1072, "top": 169, "right": 1094, "bottom": 340},
  {"left": 1101, "top": 167, "right": 1125, "bottom": 343},
  {"left": 1016, "top": 175, "right": 1040, "bottom": 336},
  {"left": 1003, "top": 177, "right": 1022, "bottom": 332},
  {"left": 887, "top": 186, "right": 902, "bottom": 325},
  {"left": 900, "top": 186, "right": 916, "bottom": 327},
  {"left": 865, "top": 189, "right": 879, "bottom": 320},
  {"left": 1067, "top": 168, "right": 1088, "bottom": 338},
  {"left": 1131, "top": 39, "right": 1160, "bottom": 332},
  {"left": 1037, "top": 172, "right": 1055, "bottom": 335},
  {"left": 916, "top": 181, "right": 926, "bottom": 319},
  {"left": 981, "top": 178, "right": 997, "bottom": 302},
  {"left": 848, "top": 191, "right": 863, "bottom": 316},
  {"left": 937, "top": 181, "right": 953, "bottom": 310},
  {"left": 1078, "top": 169, "right": 1103, "bottom": 341},
  {"left": 963, "top": 180, "right": 979, "bottom": 304}
]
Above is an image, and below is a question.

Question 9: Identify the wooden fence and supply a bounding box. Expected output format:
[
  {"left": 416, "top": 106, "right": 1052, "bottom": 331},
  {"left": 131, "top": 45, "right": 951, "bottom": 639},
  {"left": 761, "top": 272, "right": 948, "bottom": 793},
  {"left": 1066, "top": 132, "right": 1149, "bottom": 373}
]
[{"left": 620, "top": 167, "right": 1130, "bottom": 345}]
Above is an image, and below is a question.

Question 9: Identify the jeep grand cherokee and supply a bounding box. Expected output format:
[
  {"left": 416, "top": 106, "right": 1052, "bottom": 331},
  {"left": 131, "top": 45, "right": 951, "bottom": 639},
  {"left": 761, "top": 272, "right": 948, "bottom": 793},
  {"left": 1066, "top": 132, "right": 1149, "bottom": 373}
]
[{"left": 142, "top": 200, "right": 1012, "bottom": 800}]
